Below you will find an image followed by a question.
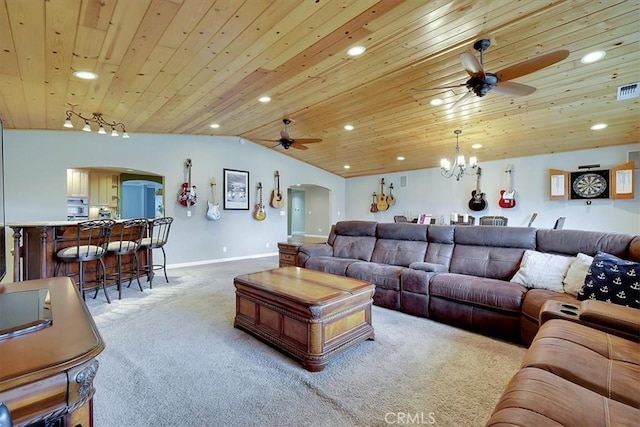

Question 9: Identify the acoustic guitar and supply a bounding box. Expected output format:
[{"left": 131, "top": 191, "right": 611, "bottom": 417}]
[
  {"left": 178, "top": 158, "right": 197, "bottom": 208},
  {"left": 498, "top": 165, "right": 517, "bottom": 208},
  {"left": 376, "top": 178, "right": 389, "bottom": 211},
  {"left": 270, "top": 170, "right": 285, "bottom": 208},
  {"left": 387, "top": 183, "right": 396, "bottom": 206},
  {"left": 253, "top": 182, "right": 266, "bottom": 221},
  {"left": 370, "top": 193, "right": 378, "bottom": 213},
  {"left": 468, "top": 167, "right": 487, "bottom": 211},
  {"left": 206, "top": 179, "right": 221, "bottom": 221}
]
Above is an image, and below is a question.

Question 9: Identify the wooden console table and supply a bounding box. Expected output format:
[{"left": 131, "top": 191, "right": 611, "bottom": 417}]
[
  {"left": 277, "top": 236, "right": 327, "bottom": 267},
  {"left": 0, "top": 277, "right": 105, "bottom": 426}
]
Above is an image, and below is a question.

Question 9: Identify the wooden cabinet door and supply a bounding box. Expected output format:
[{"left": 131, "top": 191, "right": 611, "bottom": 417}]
[
  {"left": 89, "top": 172, "right": 110, "bottom": 205},
  {"left": 67, "top": 169, "right": 89, "bottom": 197}
]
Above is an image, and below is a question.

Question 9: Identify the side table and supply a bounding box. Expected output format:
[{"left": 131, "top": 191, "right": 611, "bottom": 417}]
[{"left": 277, "top": 242, "right": 300, "bottom": 267}]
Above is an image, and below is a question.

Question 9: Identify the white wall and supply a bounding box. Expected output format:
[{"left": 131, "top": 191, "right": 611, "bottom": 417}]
[
  {"left": 346, "top": 144, "right": 640, "bottom": 234},
  {"left": 3, "top": 130, "right": 345, "bottom": 269}
]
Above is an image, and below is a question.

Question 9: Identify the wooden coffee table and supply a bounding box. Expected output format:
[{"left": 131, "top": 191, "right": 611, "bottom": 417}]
[{"left": 233, "top": 266, "right": 375, "bottom": 372}]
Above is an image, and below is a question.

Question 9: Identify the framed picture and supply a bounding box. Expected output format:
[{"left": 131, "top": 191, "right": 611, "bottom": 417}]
[{"left": 223, "top": 169, "right": 250, "bottom": 210}]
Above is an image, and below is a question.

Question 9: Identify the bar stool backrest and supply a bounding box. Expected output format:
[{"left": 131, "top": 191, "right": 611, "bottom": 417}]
[
  {"left": 144, "top": 217, "right": 173, "bottom": 249},
  {"left": 479, "top": 216, "right": 509, "bottom": 226},
  {"left": 59, "top": 219, "right": 116, "bottom": 261},
  {"left": 107, "top": 218, "right": 148, "bottom": 254}
]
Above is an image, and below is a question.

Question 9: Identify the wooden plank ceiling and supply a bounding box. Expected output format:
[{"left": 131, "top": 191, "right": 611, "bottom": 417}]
[{"left": 0, "top": 0, "right": 638, "bottom": 177}]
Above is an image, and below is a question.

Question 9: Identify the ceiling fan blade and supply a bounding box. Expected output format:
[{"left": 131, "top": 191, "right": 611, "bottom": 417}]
[
  {"left": 493, "top": 81, "right": 536, "bottom": 96},
  {"left": 448, "top": 90, "right": 474, "bottom": 110},
  {"left": 460, "top": 52, "right": 485, "bottom": 78},
  {"left": 293, "top": 138, "right": 322, "bottom": 144},
  {"left": 290, "top": 143, "right": 309, "bottom": 150},
  {"left": 496, "top": 50, "right": 570, "bottom": 82},
  {"left": 411, "top": 84, "right": 467, "bottom": 92}
]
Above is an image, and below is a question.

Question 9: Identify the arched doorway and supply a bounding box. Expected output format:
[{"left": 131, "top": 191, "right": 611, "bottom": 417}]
[{"left": 287, "top": 184, "right": 331, "bottom": 237}]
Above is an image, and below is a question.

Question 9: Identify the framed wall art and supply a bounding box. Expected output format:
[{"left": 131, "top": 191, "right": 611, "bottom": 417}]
[{"left": 223, "top": 168, "right": 250, "bottom": 210}]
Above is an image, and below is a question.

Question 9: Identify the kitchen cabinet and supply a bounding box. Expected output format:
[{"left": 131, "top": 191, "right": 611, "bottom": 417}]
[
  {"left": 66, "top": 169, "right": 89, "bottom": 197},
  {"left": 89, "top": 172, "right": 111, "bottom": 205},
  {"left": 110, "top": 173, "right": 120, "bottom": 208}
]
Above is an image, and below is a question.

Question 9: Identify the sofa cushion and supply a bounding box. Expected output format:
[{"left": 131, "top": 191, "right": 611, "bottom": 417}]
[
  {"left": 454, "top": 226, "right": 537, "bottom": 249},
  {"left": 346, "top": 261, "right": 404, "bottom": 291},
  {"left": 536, "top": 229, "right": 636, "bottom": 258},
  {"left": 485, "top": 367, "right": 640, "bottom": 427},
  {"left": 449, "top": 245, "right": 526, "bottom": 280},
  {"left": 332, "top": 235, "right": 377, "bottom": 262},
  {"left": 522, "top": 320, "right": 640, "bottom": 408},
  {"left": 370, "top": 239, "right": 427, "bottom": 267},
  {"left": 429, "top": 273, "right": 526, "bottom": 313},
  {"left": 563, "top": 252, "right": 594, "bottom": 296},
  {"left": 577, "top": 252, "right": 640, "bottom": 308},
  {"left": 376, "top": 223, "right": 427, "bottom": 241},
  {"left": 510, "top": 250, "right": 574, "bottom": 292},
  {"left": 304, "top": 256, "right": 359, "bottom": 276}
]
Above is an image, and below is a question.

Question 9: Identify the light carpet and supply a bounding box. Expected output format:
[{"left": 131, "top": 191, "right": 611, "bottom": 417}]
[{"left": 86, "top": 256, "right": 526, "bottom": 427}]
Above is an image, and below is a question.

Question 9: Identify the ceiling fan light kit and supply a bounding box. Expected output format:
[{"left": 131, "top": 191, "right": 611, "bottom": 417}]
[{"left": 441, "top": 129, "right": 478, "bottom": 181}]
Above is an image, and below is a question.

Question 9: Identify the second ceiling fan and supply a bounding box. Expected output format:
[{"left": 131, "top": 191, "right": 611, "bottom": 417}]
[{"left": 423, "top": 39, "right": 570, "bottom": 109}]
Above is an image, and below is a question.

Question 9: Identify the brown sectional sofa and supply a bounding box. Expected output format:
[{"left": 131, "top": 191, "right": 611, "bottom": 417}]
[
  {"left": 486, "top": 301, "right": 640, "bottom": 426},
  {"left": 297, "top": 220, "right": 640, "bottom": 344}
]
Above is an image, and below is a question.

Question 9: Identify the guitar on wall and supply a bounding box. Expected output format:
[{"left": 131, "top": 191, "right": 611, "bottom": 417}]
[
  {"left": 498, "top": 165, "right": 517, "bottom": 208},
  {"left": 253, "top": 182, "right": 266, "bottom": 221},
  {"left": 206, "top": 179, "right": 221, "bottom": 221},
  {"left": 270, "top": 170, "right": 285, "bottom": 208},
  {"left": 370, "top": 193, "right": 378, "bottom": 213},
  {"left": 376, "top": 178, "right": 389, "bottom": 211},
  {"left": 468, "top": 167, "right": 487, "bottom": 211},
  {"left": 387, "top": 183, "right": 396, "bottom": 206},
  {"left": 178, "top": 158, "right": 198, "bottom": 208}
]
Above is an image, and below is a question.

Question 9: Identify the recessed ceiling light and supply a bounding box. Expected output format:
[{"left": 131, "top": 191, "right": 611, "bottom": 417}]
[
  {"left": 471, "top": 143, "right": 482, "bottom": 149},
  {"left": 344, "top": 124, "right": 354, "bottom": 131},
  {"left": 347, "top": 46, "right": 366, "bottom": 57},
  {"left": 73, "top": 71, "right": 98, "bottom": 80},
  {"left": 344, "top": 165, "right": 351, "bottom": 169},
  {"left": 397, "top": 156, "right": 405, "bottom": 161},
  {"left": 581, "top": 50, "right": 606, "bottom": 64},
  {"left": 430, "top": 98, "right": 444, "bottom": 106},
  {"left": 590, "top": 123, "right": 608, "bottom": 130},
  {"left": 258, "top": 96, "right": 271, "bottom": 103},
  {"left": 210, "top": 123, "right": 220, "bottom": 129}
]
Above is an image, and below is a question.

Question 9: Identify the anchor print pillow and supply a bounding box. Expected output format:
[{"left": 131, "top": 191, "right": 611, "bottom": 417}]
[{"left": 577, "top": 251, "right": 640, "bottom": 309}]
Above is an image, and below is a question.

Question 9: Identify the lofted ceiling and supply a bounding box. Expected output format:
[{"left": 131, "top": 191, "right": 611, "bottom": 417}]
[{"left": 0, "top": 0, "right": 638, "bottom": 178}]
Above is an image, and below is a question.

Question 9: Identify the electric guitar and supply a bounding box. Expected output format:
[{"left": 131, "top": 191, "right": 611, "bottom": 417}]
[
  {"left": 178, "top": 158, "right": 197, "bottom": 207},
  {"left": 253, "top": 182, "right": 266, "bottom": 221},
  {"left": 270, "top": 170, "right": 285, "bottom": 208},
  {"left": 387, "top": 183, "right": 396, "bottom": 206},
  {"left": 498, "top": 165, "right": 517, "bottom": 208},
  {"left": 206, "top": 179, "right": 221, "bottom": 221},
  {"left": 468, "top": 167, "right": 487, "bottom": 211},
  {"left": 376, "top": 178, "right": 389, "bottom": 211},
  {"left": 370, "top": 193, "right": 378, "bottom": 213}
]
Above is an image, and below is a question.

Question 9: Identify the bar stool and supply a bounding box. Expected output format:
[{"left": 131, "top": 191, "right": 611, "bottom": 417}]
[
  {"left": 54, "top": 219, "right": 116, "bottom": 302},
  {"left": 140, "top": 217, "right": 173, "bottom": 288},
  {"left": 106, "top": 218, "right": 148, "bottom": 299},
  {"left": 479, "top": 215, "right": 508, "bottom": 226}
]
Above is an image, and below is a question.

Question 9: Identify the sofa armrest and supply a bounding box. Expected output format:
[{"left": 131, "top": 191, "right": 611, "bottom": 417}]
[
  {"left": 578, "top": 300, "right": 640, "bottom": 341},
  {"left": 409, "top": 262, "right": 448, "bottom": 273},
  {"left": 298, "top": 243, "right": 333, "bottom": 257}
]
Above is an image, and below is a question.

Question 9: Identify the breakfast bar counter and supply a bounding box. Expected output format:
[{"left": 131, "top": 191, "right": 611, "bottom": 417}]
[{"left": 8, "top": 220, "right": 147, "bottom": 283}]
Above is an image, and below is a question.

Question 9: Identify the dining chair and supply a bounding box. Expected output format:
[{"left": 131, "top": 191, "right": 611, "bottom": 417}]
[{"left": 479, "top": 216, "right": 509, "bottom": 226}]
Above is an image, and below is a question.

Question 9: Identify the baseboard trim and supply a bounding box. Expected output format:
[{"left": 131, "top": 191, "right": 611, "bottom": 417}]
[{"left": 167, "top": 252, "right": 278, "bottom": 270}]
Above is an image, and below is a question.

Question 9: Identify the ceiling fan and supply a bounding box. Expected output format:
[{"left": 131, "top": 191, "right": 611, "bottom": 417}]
[
  {"left": 257, "top": 118, "right": 323, "bottom": 150},
  {"left": 418, "top": 39, "right": 570, "bottom": 109}
]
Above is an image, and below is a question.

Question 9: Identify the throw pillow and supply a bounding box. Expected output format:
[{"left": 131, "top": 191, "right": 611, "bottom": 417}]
[
  {"left": 563, "top": 253, "right": 594, "bottom": 296},
  {"left": 577, "top": 252, "right": 640, "bottom": 308},
  {"left": 510, "top": 250, "right": 574, "bottom": 292}
]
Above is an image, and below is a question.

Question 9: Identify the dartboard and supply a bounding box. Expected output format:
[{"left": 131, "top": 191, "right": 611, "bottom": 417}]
[{"left": 571, "top": 171, "right": 608, "bottom": 199}]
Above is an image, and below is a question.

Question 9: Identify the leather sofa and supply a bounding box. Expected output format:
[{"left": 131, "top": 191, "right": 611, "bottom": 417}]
[
  {"left": 296, "top": 221, "right": 640, "bottom": 344},
  {"left": 486, "top": 300, "right": 640, "bottom": 426}
]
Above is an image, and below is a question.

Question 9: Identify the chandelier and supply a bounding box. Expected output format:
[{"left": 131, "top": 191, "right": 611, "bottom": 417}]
[
  {"left": 63, "top": 110, "right": 129, "bottom": 138},
  {"left": 440, "top": 129, "right": 477, "bottom": 180}
]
